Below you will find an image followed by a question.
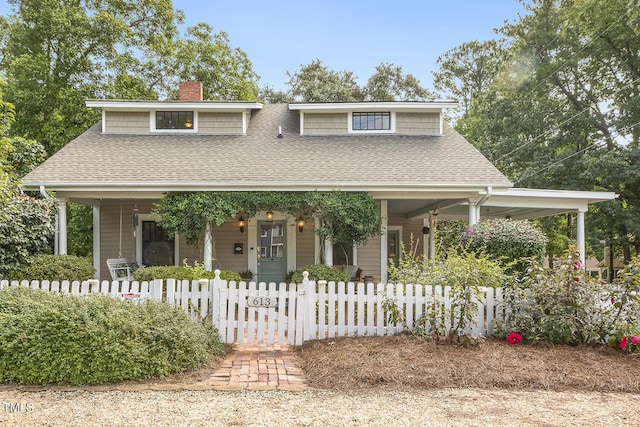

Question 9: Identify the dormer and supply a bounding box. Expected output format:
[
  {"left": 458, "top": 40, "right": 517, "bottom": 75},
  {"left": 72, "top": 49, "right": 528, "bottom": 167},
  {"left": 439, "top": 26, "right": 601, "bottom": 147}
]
[
  {"left": 288, "top": 101, "right": 458, "bottom": 136},
  {"left": 86, "top": 82, "right": 263, "bottom": 135}
]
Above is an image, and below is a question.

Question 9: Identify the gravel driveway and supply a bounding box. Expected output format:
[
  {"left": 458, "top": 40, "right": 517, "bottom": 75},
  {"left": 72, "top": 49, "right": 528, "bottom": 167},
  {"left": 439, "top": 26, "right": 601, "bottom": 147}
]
[{"left": 1, "top": 388, "right": 638, "bottom": 426}]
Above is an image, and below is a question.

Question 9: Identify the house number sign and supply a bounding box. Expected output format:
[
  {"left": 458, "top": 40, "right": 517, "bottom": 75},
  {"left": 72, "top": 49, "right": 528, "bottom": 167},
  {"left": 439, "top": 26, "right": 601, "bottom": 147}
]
[{"left": 246, "top": 296, "right": 278, "bottom": 307}]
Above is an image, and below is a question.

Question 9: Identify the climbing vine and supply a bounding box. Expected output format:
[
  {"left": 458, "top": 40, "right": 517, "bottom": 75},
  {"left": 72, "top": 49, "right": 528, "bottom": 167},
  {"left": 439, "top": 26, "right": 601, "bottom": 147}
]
[{"left": 153, "top": 191, "right": 382, "bottom": 247}]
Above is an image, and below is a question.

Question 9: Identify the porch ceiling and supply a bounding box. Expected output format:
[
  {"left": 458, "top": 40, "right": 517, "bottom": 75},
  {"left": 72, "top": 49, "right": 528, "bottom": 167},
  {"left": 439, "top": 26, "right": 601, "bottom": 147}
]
[{"left": 387, "top": 188, "right": 618, "bottom": 220}]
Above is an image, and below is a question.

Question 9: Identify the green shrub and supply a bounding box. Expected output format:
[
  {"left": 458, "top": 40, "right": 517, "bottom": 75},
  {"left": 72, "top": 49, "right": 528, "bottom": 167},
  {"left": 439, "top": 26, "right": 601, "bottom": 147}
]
[
  {"left": 386, "top": 241, "right": 506, "bottom": 342},
  {"left": 133, "top": 265, "right": 241, "bottom": 282},
  {"left": 286, "top": 264, "right": 350, "bottom": 283},
  {"left": 461, "top": 219, "right": 547, "bottom": 271},
  {"left": 495, "top": 247, "right": 640, "bottom": 346},
  {"left": 0, "top": 287, "right": 225, "bottom": 385},
  {"left": 9, "top": 254, "right": 95, "bottom": 281}
]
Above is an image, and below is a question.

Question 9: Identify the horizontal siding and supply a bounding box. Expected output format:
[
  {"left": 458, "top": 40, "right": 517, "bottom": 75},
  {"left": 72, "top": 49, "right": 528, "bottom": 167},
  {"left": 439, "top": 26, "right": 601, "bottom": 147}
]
[
  {"left": 296, "top": 220, "right": 316, "bottom": 267},
  {"left": 356, "top": 235, "right": 381, "bottom": 281},
  {"left": 100, "top": 200, "right": 156, "bottom": 281},
  {"left": 304, "top": 113, "right": 348, "bottom": 135},
  {"left": 396, "top": 112, "right": 440, "bottom": 135},
  {"left": 104, "top": 112, "right": 149, "bottom": 133},
  {"left": 388, "top": 215, "right": 427, "bottom": 257},
  {"left": 199, "top": 112, "right": 243, "bottom": 134},
  {"left": 210, "top": 222, "right": 249, "bottom": 273}
]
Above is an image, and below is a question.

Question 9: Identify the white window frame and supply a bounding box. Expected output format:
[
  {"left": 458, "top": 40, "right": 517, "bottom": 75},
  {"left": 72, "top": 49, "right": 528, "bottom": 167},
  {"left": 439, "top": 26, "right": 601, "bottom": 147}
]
[
  {"left": 149, "top": 110, "right": 198, "bottom": 133},
  {"left": 348, "top": 111, "right": 396, "bottom": 134},
  {"left": 135, "top": 214, "right": 180, "bottom": 267}
]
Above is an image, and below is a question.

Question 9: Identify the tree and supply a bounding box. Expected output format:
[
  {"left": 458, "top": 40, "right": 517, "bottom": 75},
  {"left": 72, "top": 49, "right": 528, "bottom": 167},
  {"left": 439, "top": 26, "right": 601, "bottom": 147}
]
[
  {"left": 258, "top": 85, "right": 293, "bottom": 104},
  {"left": 433, "top": 40, "right": 507, "bottom": 118},
  {"left": 286, "top": 59, "right": 364, "bottom": 102},
  {"left": 363, "top": 62, "right": 434, "bottom": 101},
  {"left": 0, "top": 1, "right": 262, "bottom": 154},
  {"left": 437, "top": 0, "right": 640, "bottom": 261},
  {"left": 171, "top": 23, "right": 259, "bottom": 101},
  {"left": 0, "top": 81, "right": 55, "bottom": 277},
  {"left": 0, "top": 0, "right": 182, "bottom": 155}
]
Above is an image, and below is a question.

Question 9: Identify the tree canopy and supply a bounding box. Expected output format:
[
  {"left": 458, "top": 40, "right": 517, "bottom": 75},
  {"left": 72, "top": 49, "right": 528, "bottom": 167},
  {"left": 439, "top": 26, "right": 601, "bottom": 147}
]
[
  {"left": 0, "top": 0, "right": 260, "bottom": 155},
  {"left": 279, "top": 59, "right": 433, "bottom": 103},
  {"left": 432, "top": 0, "right": 640, "bottom": 261},
  {"left": 0, "top": 81, "right": 55, "bottom": 277}
]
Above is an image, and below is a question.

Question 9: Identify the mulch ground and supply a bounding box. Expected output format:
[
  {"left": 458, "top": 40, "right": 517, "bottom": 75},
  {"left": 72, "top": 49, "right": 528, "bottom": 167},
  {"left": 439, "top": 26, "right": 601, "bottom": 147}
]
[{"left": 295, "top": 334, "right": 640, "bottom": 393}]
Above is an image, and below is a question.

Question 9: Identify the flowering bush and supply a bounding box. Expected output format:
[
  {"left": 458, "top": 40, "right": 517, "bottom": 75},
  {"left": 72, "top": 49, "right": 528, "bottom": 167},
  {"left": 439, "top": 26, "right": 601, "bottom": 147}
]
[
  {"left": 495, "top": 247, "right": 640, "bottom": 346},
  {"left": 606, "top": 256, "right": 640, "bottom": 352},
  {"left": 461, "top": 219, "right": 547, "bottom": 271}
]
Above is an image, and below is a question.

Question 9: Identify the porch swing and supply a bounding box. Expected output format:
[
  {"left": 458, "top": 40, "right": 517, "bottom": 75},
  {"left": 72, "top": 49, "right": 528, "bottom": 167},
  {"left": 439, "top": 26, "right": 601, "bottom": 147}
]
[{"left": 105, "top": 203, "right": 134, "bottom": 282}]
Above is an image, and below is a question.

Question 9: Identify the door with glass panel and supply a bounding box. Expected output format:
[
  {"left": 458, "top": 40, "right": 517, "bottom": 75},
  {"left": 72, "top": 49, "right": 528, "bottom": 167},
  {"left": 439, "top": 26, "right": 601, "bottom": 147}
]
[{"left": 257, "top": 221, "right": 287, "bottom": 283}]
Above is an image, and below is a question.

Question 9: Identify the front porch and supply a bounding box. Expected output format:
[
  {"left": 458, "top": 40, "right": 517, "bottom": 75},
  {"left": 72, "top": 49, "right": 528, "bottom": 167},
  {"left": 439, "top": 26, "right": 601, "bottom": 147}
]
[{"left": 48, "top": 187, "right": 617, "bottom": 282}]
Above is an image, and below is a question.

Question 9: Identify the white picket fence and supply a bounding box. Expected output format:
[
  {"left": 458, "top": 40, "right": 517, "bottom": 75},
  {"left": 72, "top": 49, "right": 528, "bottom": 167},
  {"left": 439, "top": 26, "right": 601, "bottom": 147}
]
[{"left": 0, "top": 271, "right": 503, "bottom": 346}]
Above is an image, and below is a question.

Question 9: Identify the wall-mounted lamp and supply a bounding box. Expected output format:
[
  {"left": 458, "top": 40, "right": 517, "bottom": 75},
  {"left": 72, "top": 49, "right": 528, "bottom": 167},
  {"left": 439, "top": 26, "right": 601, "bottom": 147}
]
[
  {"left": 238, "top": 215, "right": 246, "bottom": 233},
  {"left": 266, "top": 211, "right": 274, "bottom": 222},
  {"left": 296, "top": 217, "right": 305, "bottom": 232},
  {"left": 422, "top": 226, "right": 430, "bottom": 235}
]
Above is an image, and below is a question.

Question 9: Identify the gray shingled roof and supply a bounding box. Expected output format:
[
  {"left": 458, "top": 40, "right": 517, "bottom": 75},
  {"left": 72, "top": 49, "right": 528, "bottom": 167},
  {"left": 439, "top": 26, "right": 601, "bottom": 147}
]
[{"left": 22, "top": 104, "right": 512, "bottom": 190}]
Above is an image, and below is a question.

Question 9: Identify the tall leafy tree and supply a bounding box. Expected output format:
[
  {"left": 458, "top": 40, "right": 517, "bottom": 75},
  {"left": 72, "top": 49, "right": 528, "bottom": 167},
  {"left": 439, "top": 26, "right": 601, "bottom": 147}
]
[
  {"left": 434, "top": 0, "right": 640, "bottom": 261},
  {"left": 363, "top": 62, "right": 434, "bottom": 101},
  {"left": 0, "top": 81, "right": 55, "bottom": 277},
  {"left": 0, "top": 0, "right": 262, "bottom": 154},
  {"left": 285, "top": 59, "right": 364, "bottom": 102},
  {"left": 0, "top": 0, "right": 182, "bottom": 155},
  {"left": 433, "top": 40, "right": 507, "bottom": 119}
]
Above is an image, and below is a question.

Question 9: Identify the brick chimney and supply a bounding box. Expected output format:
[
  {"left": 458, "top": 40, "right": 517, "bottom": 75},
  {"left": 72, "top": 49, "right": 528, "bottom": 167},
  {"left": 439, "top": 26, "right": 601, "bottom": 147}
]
[{"left": 178, "top": 81, "right": 203, "bottom": 101}]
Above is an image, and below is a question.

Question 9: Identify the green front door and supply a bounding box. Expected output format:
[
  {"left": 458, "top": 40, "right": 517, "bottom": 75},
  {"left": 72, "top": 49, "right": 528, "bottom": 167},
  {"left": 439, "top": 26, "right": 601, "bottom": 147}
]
[{"left": 257, "top": 220, "right": 287, "bottom": 283}]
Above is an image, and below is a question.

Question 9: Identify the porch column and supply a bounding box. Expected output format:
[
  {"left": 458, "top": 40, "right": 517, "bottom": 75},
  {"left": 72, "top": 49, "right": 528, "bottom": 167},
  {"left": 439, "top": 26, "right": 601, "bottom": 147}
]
[
  {"left": 380, "top": 200, "right": 388, "bottom": 281},
  {"left": 423, "top": 217, "right": 430, "bottom": 257},
  {"left": 93, "top": 205, "right": 101, "bottom": 279},
  {"left": 428, "top": 212, "right": 437, "bottom": 260},
  {"left": 576, "top": 208, "right": 586, "bottom": 268},
  {"left": 204, "top": 221, "right": 213, "bottom": 271},
  {"left": 468, "top": 199, "right": 478, "bottom": 226},
  {"left": 58, "top": 198, "right": 68, "bottom": 255},
  {"left": 324, "top": 237, "right": 333, "bottom": 266}
]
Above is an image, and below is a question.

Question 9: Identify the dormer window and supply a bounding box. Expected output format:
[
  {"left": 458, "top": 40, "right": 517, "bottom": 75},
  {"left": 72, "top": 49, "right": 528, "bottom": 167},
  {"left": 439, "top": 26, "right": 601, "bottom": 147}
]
[
  {"left": 352, "top": 112, "right": 390, "bottom": 131},
  {"left": 156, "top": 111, "right": 194, "bottom": 130}
]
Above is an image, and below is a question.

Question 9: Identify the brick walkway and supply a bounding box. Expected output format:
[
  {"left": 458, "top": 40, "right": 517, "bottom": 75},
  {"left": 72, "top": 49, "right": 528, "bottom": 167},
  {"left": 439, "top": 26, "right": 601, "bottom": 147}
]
[{"left": 209, "top": 342, "right": 307, "bottom": 391}]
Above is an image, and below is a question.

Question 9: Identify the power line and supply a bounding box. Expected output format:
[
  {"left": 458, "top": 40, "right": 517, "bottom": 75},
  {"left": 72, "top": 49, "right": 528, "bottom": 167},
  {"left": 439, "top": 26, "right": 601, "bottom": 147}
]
[
  {"left": 514, "top": 120, "right": 640, "bottom": 184},
  {"left": 494, "top": 75, "right": 640, "bottom": 163},
  {"left": 492, "top": 5, "right": 634, "bottom": 163}
]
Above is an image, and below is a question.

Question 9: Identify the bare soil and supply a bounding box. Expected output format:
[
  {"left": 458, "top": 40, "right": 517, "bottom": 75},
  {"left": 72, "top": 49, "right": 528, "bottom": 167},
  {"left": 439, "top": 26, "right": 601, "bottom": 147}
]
[{"left": 294, "top": 334, "right": 640, "bottom": 393}]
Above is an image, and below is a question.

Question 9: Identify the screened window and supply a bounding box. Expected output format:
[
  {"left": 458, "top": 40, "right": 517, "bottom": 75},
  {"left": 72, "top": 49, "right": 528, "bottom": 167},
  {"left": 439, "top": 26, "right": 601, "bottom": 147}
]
[
  {"left": 352, "top": 112, "right": 390, "bottom": 130},
  {"left": 156, "top": 111, "right": 194, "bottom": 130}
]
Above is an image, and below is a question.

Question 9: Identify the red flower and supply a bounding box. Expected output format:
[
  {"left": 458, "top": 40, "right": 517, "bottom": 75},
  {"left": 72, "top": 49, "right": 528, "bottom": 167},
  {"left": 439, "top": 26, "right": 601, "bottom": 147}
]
[
  {"left": 506, "top": 332, "right": 523, "bottom": 345},
  {"left": 619, "top": 337, "right": 629, "bottom": 350},
  {"left": 574, "top": 276, "right": 580, "bottom": 282},
  {"left": 631, "top": 336, "right": 640, "bottom": 346},
  {"left": 573, "top": 260, "right": 582, "bottom": 270}
]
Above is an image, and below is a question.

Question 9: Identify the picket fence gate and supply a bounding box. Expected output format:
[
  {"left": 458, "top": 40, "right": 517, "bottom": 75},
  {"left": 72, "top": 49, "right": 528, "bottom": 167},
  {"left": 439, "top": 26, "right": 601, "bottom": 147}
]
[{"left": 0, "top": 270, "right": 504, "bottom": 346}]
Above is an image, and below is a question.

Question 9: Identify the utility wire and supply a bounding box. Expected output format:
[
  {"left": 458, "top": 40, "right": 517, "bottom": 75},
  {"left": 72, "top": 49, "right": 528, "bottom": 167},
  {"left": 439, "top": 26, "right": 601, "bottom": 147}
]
[
  {"left": 492, "top": 5, "right": 633, "bottom": 164},
  {"left": 495, "top": 76, "right": 640, "bottom": 163},
  {"left": 514, "top": 120, "right": 640, "bottom": 184}
]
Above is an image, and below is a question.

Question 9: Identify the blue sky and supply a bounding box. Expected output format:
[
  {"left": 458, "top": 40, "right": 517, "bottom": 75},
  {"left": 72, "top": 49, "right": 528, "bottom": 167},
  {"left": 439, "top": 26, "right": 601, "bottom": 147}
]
[{"left": 0, "top": 0, "right": 526, "bottom": 92}]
